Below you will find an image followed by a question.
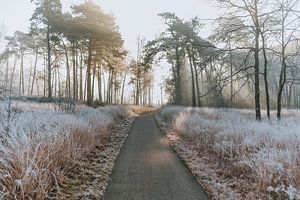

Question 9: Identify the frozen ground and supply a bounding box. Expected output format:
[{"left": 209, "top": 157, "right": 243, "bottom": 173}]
[
  {"left": 156, "top": 106, "right": 300, "bottom": 200},
  {"left": 0, "top": 100, "right": 129, "bottom": 200},
  {"left": 60, "top": 117, "right": 134, "bottom": 200}
]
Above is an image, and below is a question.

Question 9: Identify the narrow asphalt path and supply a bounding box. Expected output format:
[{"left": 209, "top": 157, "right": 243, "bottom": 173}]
[{"left": 104, "top": 114, "right": 208, "bottom": 200}]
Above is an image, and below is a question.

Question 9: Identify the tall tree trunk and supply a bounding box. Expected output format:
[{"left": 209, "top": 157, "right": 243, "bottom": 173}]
[
  {"left": 277, "top": 11, "right": 287, "bottom": 121},
  {"left": 19, "top": 50, "right": 24, "bottom": 96},
  {"left": 61, "top": 38, "right": 71, "bottom": 99},
  {"left": 22, "top": 53, "right": 24, "bottom": 95},
  {"left": 58, "top": 67, "right": 61, "bottom": 98},
  {"left": 36, "top": 77, "right": 40, "bottom": 96},
  {"left": 54, "top": 67, "right": 57, "bottom": 97},
  {"left": 175, "top": 46, "right": 182, "bottom": 105},
  {"left": 97, "top": 67, "right": 102, "bottom": 102},
  {"left": 10, "top": 56, "right": 17, "bottom": 94},
  {"left": 188, "top": 50, "right": 196, "bottom": 107},
  {"left": 261, "top": 32, "right": 270, "bottom": 120},
  {"left": 121, "top": 73, "right": 126, "bottom": 104},
  {"left": 72, "top": 42, "right": 76, "bottom": 100},
  {"left": 107, "top": 71, "right": 111, "bottom": 103},
  {"left": 66, "top": 62, "right": 71, "bottom": 99},
  {"left": 47, "top": 23, "right": 52, "bottom": 99},
  {"left": 102, "top": 70, "right": 106, "bottom": 102},
  {"left": 191, "top": 53, "right": 201, "bottom": 107},
  {"left": 31, "top": 48, "right": 38, "bottom": 96},
  {"left": 148, "top": 87, "right": 151, "bottom": 106},
  {"left": 293, "top": 85, "right": 297, "bottom": 107},
  {"left": 86, "top": 39, "right": 93, "bottom": 106},
  {"left": 43, "top": 51, "right": 46, "bottom": 97},
  {"left": 110, "top": 71, "right": 114, "bottom": 103},
  {"left": 135, "top": 75, "right": 140, "bottom": 105},
  {"left": 5, "top": 56, "right": 9, "bottom": 91},
  {"left": 254, "top": 23, "right": 261, "bottom": 121},
  {"left": 277, "top": 66, "right": 285, "bottom": 120},
  {"left": 28, "top": 65, "right": 32, "bottom": 95},
  {"left": 229, "top": 40, "right": 234, "bottom": 107},
  {"left": 84, "top": 69, "right": 87, "bottom": 101},
  {"left": 114, "top": 73, "right": 117, "bottom": 104},
  {"left": 143, "top": 90, "right": 146, "bottom": 105},
  {"left": 277, "top": 54, "right": 287, "bottom": 120},
  {"left": 51, "top": 67, "right": 55, "bottom": 97},
  {"left": 287, "top": 83, "right": 293, "bottom": 109},
  {"left": 92, "top": 63, "right": 96, "bottom": 100},
  {"left": 75, "top": 47, "right": 79, "bottom": 100},
  {"left": 79, "top": 50, "right": 83, "bottom": 100}
]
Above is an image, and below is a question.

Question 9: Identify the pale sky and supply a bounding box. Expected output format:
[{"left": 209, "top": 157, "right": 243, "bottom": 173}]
[
  {"left": 1, "top": 0, "right": 219, "bottom": 55},
  {"left": 0, "top": 0, "right": 220, "bottom": 104}
]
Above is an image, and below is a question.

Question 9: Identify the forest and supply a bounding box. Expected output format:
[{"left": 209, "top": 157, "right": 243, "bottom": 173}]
[
  {"left": 0, "top": 0, "right": 300, "bottom": 199},
  {"left": 143, "top": 0, "right": 300, "bottom": 122},
  {"left": 1, "top": 0, "right": 299, "bottom": 121},
  {"left": 1, "top": 0, "right": 300, "bottom": 120}
]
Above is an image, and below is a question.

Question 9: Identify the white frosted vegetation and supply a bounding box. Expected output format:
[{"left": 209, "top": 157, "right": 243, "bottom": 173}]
[
  {"left": 0, "top": 101, "right": 127, "bottom": 199},
  {"left": 160, "top": 106, "right": 300, "bottom": 199}
]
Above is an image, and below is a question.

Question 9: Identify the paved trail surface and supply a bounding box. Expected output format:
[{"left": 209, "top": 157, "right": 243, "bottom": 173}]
[{"left": 104, "top": 114, "right": 208, "bottom": 200}]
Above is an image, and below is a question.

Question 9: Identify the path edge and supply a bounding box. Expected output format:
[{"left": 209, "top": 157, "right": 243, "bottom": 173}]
[
  {"left": 152, "top": 113, "right": 211, "bottom": 200},
  {"left": 102, "top": 117, "right": 137, "bottom": 198}
]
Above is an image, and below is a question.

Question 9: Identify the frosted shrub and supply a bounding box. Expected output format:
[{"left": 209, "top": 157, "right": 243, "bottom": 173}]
[
  {"left": 160, "top": 105, "right": 186, "bottom": 122},
  {"left": 0, "top": 102, "right": 127, "bottom": 199},
  {"left": 161, "top": 106, "right": 300, "bottom": 199}
]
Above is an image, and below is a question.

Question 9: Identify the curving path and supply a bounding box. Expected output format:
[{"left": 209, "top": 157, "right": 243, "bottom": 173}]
[{"left": 104, "top": 113, "right": 208, "bottom": 200}]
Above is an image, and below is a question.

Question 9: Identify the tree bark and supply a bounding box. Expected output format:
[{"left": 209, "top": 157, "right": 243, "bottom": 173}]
[
  {"left": 102, "top": 70, "right": 106, "bottom": 102},
  {"left": 187, "top": 50, "right": 196, "bottom": 107},
  {"left": 19, "top": 50, "right": 24, "bottom": 95},
  {"left": 31, "top": 48, "right": 38, "bottom": 96},
  {"left": 135, "top": 74, "right": 140, "bottom": 105},
  {"left": 47, "top": 23, "right": 52, "bottom": 99},
  {"left": 121, "top": 73, "right": 126, "bottom": 104},
  {"left": 191, "top": 53, "right": 201, "bottom": 107},
  {"left": 97, "top": 67, "right": 102, "bottom": 102},
  {"left": 79, "top": 50, "right": 83, "bottom": 100},
  {"left": 254, "top": 9, "right": 262, "bottom": 121},
  {"left": 10, "top": 56, "right": 17, "bottom": 94},
  {"left": 229, "top": 39, "right": 234, "bottom": 107},
  {"left": 72, "top": 42, "right": 76, "bottom": 100},
  {"left": 92, "top": 62, "right": 96, "bottom": 100},
  {"left": 107, "top": 70, "right": 111, "bottom": 103},
  {"left": 174, "top": 46, "right": 182, "bottom": 105},
  {"left": 5, "top": 55, "right": 9, "bottom": 91},
  {"left": 261, "top": 32, "right": 270, "bottom": 119},
  {"left": 86, "top": 39, "right": 93, "bottom": 106},
  {"left": 277, "top": 7, "right": 288, "bottom": 121}
]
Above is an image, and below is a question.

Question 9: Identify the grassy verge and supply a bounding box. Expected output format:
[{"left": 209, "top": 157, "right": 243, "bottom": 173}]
[
  {"left": 0, "top": 101, "right": 128, "bottom": 200},
  {"left": 157, "top": 106, "right": 300, "bottom": 199}
]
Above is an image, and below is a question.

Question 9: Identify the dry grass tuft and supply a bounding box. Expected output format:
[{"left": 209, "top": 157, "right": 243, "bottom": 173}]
[{"left": 0, "top": 102, "right": 128, "bottom": 199}]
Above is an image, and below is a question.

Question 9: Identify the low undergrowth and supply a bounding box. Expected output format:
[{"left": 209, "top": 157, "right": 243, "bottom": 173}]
[
  {"left": 0, "top": 101, "right": 128, "bottom": 200},
  {"left": 159, "top": 106, "right": 300, "bottom": 199}
]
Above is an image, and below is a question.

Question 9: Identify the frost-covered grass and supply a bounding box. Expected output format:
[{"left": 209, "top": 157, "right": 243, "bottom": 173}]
[
  {"left": 160, "top": 106, "right": 300, "bottom": 199},
  {"left": 0, "top": 101, "right": 128, "bottom": 199},
  {"left": 8, "top": 100, "right": 87, "bottom": 112}
]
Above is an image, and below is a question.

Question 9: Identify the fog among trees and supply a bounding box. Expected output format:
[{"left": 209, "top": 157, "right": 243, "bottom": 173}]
[
  {"left": 2, "top": 1, "right": 300, "bottom": 199},
  {"left": 0, "top": 0, "right": 300, "bottom": 120}
]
